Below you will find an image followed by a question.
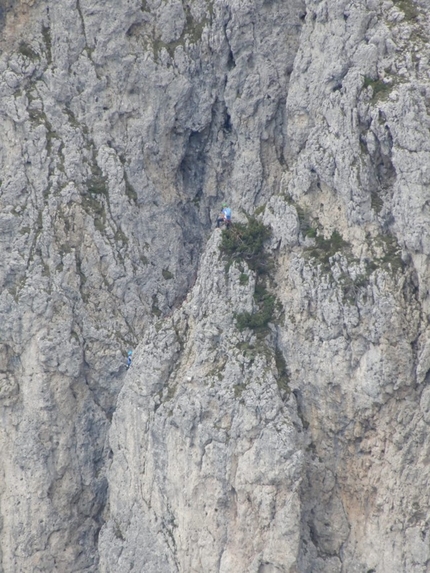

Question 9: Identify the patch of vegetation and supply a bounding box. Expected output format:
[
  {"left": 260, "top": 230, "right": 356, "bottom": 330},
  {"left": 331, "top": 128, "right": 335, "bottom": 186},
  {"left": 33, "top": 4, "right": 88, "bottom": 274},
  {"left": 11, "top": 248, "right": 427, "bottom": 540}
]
[
  {"left": 27, "top": 108, "right": 45, "bottom": 124},
  {"left": 26, "top": 106, "right": 59, "bottom": 156},
  {"left": 376, "top": 233, "right": 404, "bottom": 272},
  {"left": 275, "top": 348, "right": 290, "bottom": 396},
  {"left": 371, "top": 189, "right": 384, "bottom": 213},
  {"left": 45, "top": 127, "right": 58, "bottom": 156},
  {"left": 150, "top": 0, "right": 214, "bottom": 59},
  {"left": 42, "top": 24, "right": 52, "bottom": 64},
  {"left": 295, "top": 204, "right": 321, "bottom": 239},
  {"left": 191, "top": 191, "right": 202, "bottom": 207},
  {"left": 363, "top": 77, "right": 392, "bottom": 101},
  {"left": 18, "top": 41, "right": 39, "bottom": 61},
  {"left": 114, "top": 227, "right": 129, "bottom": 246},
  {"left": 82, "top": 192, "right": 106, "bottom": 232},
  {"left": 207, "top": 366, "right": 224, "bottom": 381},
  {"left": 295, "top": 205, "right": 312, "bottom": 236},
  {"left": 254, "top": 204, "right": 266, "bottom": 216},
  {"left": 236, "top": 341, "right": 257, "bottom": 363},
  {"left": 41, "top": 260, "right": 50, "bottom": 278},
  {"left": 305, "top": 230, "right": 350, "bottom": 270},
  {"left": 162, "top": 268, "right": 174, "bottom": 280},
  {"left": 340, "top": 273, "right": 370, "bottom": 305},
  {"left": 305, "top": 226, "right": 317, "bottom": 239},
  {"left": 124, "top": 170, "right": 138, "bottom": 204},
  {"left": 59, "top": 241, "right": 72, "bottom": 256},
  {"left": 71, "top": 331, "right": 80, "bottom": 344},
  {"left": 220, "top": 216, "right": 272, "bottom": 274},
  {"left": 234, "top": 383, "right": 246, "bottom": 398},
  {"left": 64, "top": 108, "right": 83, "bottom": 130},
  {"left": 393, "top": 0, "right": 419, "bottom": 21},
  {"left": 82, "top": 152, "right": 109, "bottom": 232},
  {"left": 8, "top": 275, "right": 28, "bottom": 302},
  {"left": 338, "top": 234, "right": 403, "bottom": 303},
  {"left": 207, "top": 356, "right": 227, "bottom": 380},
  {"left": 239, "top": 272, "right": 249, "bottom": 286},
  {"left": 220, "top": 217, "right": 278, "bottom": 333},
  {"left": 151, "top": 294, "right": 162, "bottom": 317},
  {"left": 236, "top": 284, "right": 275, "bottom": 332},
  {"left": 86, "top": 162, "right": 108, "bottom": 195}
]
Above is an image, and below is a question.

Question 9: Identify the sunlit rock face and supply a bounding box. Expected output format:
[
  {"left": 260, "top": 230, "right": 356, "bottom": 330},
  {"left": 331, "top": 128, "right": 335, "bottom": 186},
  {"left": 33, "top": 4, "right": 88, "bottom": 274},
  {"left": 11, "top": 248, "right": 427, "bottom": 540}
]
[{"left": 1, "top": 0, "right": 430, "bottom": 571}]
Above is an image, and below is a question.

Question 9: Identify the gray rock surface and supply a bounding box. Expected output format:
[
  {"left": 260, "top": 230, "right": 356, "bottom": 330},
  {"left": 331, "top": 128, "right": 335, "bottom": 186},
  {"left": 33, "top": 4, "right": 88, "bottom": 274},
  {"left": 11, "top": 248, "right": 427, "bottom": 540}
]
[
  {"left": 99, "top": 233, "right": 303, "bottom": 573},
  {"left": 1, "top": 0, "right": 430, "bottom": 571},
  {"left": 271, "top": 1, "right": 430, "bottom": 571}
]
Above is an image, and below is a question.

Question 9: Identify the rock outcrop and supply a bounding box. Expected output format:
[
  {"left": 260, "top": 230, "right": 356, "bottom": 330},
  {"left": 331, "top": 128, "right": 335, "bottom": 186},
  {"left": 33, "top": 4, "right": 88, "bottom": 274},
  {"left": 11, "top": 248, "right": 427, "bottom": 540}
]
[
  {"left": 99, "top": 233, "right": 303, "bottom": 573},
  {"left": 1, "top": 0, "right": 430, "bottom": 571}
]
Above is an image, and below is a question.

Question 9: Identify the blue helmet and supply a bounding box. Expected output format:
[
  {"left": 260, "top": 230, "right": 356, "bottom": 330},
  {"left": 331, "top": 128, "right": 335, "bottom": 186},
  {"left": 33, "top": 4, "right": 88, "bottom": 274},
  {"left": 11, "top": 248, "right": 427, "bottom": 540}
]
[{"left": 128, "top": 350, "right": 133, "bottom": 356}]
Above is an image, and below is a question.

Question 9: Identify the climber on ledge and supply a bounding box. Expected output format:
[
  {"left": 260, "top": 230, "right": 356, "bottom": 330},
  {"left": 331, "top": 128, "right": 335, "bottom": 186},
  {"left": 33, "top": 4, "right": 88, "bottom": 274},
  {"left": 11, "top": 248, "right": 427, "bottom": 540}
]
[
  {"left": 216, "top": 203, "right": 232, "bottom": 228},
  {"left": 126, "top": 350, "right": 133, "bottom": 370}
]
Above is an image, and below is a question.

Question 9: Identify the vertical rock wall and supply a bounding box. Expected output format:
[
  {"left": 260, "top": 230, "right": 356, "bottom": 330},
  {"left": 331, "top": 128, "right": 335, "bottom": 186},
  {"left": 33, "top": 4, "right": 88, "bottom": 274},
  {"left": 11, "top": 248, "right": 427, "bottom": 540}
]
[
  {"left": 99, "top": 234, "right": 303, "bottom": 573},
  {"left": 2, "top": 0, "right": 430, "bottom": 571},
  {"left": 0, "top": 0, "right": 304, "bottom": 570},
  {"left": 278, "top": 1, "right": 430, "bottom": 571},
  {"left": 100, "top": 0, "right": 430, "bottom": 572}
]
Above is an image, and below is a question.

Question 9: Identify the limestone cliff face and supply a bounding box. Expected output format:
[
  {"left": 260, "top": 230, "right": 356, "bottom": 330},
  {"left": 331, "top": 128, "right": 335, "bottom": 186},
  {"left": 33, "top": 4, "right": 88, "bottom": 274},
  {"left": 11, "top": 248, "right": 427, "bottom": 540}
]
[
  {"left": 99, "top": 233, "right": 303, "bottom": 573},
  {"left": 1, "top": 0, "right": 430, "bottom": 571},
  {"left": 278, "top": 2, "right": 430, "bottom": 571}
]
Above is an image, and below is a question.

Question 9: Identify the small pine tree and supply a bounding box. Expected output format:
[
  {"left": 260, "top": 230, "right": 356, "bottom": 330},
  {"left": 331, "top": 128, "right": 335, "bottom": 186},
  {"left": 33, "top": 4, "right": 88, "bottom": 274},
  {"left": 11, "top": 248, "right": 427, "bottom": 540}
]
[{"left": 220, "top": 216, "right": 272, "bottom": 274}]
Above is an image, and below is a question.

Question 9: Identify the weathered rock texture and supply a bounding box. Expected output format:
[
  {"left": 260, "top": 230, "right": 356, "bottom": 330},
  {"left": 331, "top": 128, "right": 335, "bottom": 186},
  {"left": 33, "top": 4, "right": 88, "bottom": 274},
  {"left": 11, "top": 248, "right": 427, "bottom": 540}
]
[
  {"left": 1, "top": 0, "right": 430, "bottom": 571},
  {"left": 99, "top": 234, "right": 303, "bottom": 573}
]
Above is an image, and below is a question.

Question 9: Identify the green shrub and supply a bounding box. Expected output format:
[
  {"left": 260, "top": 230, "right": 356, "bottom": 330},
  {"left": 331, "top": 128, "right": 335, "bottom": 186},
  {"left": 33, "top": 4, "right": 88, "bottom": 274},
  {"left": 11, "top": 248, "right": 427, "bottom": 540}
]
[
  {"left": 275, "top": 348, "right": 290, "bottom": 395},
  {"left": 363, "top": 77, "right": 391, "bottom": 101},
  {"left": 220, "top": 216, "right": 272, "bottom": 274},
  {"left": 254, "top": 204, "right": 266, "bottom": 216},
  {"left": 305, "top": 226, "right": 317, "bottom": 239},
  {"left": 82, "top": 193, "right": 106, "bottom": 232},
  {"left": 393, "top": 0, "right": 419, "bottom": 21},
  {"left": 87, "top": 173, "right": 108, "bottom": 195},
  {"left": 18, "top": 41, "right": 39, "bottom": 60},
  {"left": 378, "top": 234, "right": 404, "bottom": 272},
  {"left": 236, "top": 285, "right": 275, "bottom": 331},
  {"left": 305, "top": 230, "right": 350, "bottom": 269},
  {"left": 162, "top": 268, "right": 174, "bottom": 280},
  {"left": 239, "top": 272, "right": 249, "bottom": 285},
  {"left": 220, "top": 216, "right": 278, "bottom": 332}
]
